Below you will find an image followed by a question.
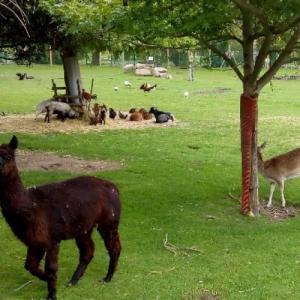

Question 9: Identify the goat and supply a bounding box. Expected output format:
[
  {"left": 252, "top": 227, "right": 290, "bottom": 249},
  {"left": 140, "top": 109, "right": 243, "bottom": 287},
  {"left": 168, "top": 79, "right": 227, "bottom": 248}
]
[
  {"left": 35, "top": 100, "right": 77, "bottom": 123},
  {"left": 16, "top": 73, "right": 34, "bottom": 80},
  {"left": 0, "top": 136, "right": 121, "bottom": 300},
  {"left": 257, "top": 142, "right": 300, "bottom": 207},
  {"left": 109, "top": 108, "right": 117, "bottom": 120},
  {"left": 129, "top": 111, "right": 143, "bottom": 121},
  {"left": 139, "top": 108, "right": 153, "bottom": 120},
  {"left": 140, "top": 83, "right": 157, "bottom": 92},
  {"left": 149, "top": 107, "right": 174, "bottom": 123}
]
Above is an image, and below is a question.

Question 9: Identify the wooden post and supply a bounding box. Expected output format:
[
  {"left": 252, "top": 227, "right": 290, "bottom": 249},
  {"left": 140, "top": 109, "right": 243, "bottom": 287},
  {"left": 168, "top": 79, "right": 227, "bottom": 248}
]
[
  {"left": 49, "top": 45, "right": 53, "bottom": 66},
  {"left": 188, "top": 50, "right": 194, "bottom": 81}
]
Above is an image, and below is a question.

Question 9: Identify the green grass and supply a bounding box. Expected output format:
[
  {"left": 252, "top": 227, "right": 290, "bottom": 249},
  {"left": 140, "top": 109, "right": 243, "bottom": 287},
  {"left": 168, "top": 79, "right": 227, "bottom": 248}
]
[{"left": 1, "top": 64, "right": 300, "bottom": 299}]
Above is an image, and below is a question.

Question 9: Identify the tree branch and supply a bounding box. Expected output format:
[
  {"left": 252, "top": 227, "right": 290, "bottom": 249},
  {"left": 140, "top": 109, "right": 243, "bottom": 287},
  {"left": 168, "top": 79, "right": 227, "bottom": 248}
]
[
  {"left": 203, "top": 40, "right": 244, "bottom": 81},
  {"left": 250, "top": 33, "right": 272, "bottom": 85},
  {"left": 272, "top": 14, "right": 300, "bottom": 35},
  {"left": 231, "top": 0, "right": 269, "bottom": 28},
  {"left": 0, "top": 1, "right": 29, "bottom": 37},
  {"left": 257, "top": 24, "right": 300, "bottom": 91}
]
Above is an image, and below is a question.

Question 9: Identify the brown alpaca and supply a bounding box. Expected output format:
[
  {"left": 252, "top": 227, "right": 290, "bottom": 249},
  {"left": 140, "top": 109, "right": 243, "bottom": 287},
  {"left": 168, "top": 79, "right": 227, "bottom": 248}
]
[{"left": 0, "top": 136, "right": 121, "bottom": 300}]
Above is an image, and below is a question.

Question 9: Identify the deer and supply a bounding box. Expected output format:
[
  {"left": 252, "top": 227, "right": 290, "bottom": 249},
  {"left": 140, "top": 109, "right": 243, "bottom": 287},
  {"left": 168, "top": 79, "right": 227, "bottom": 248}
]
[{"left": 257, "top": 142, "right": 300, "bottom": 207}]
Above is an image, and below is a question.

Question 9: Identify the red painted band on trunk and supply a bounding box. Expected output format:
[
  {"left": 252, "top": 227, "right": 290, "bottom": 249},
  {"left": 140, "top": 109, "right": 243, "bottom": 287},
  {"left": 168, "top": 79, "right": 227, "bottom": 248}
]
[{"left": 240, "top": 94, "right": 257, "bottom": 214}]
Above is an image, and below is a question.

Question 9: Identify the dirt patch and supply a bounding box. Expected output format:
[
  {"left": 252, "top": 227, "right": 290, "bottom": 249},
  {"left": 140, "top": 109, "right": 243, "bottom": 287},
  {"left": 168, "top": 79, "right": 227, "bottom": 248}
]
[
  {"left": 259, "top": 201, "right": 300, "bottom": 221},
  {"left": 0, "top": 113, "right": 177, "bottom": 134},
  {"left": 16, "top": 149, "right": 122, "bottom": 173}
]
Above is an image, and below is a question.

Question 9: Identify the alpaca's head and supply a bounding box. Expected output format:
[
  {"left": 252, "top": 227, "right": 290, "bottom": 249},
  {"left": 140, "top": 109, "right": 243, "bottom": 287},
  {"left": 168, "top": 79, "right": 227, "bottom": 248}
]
[{"left": 0, "top": 136, "right": 18, "bottom": 174}]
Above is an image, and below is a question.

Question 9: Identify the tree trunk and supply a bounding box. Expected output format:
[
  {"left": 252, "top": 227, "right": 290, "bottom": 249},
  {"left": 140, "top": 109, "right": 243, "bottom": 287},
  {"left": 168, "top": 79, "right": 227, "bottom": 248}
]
[
  {"left": 188, "top": 50, "right": 194, "bottom": 81},
  {"left": 92, "top": 51, "right": 100, "bottom": 65},
  {"left": 240, "top": 93, "right": 259, "bottom": 216},
  {"left": 250, "top": 104, "right": 260, "bottom": 215},
  {"left": 61, "top": 50, "right": 82, "bottom": 105}
]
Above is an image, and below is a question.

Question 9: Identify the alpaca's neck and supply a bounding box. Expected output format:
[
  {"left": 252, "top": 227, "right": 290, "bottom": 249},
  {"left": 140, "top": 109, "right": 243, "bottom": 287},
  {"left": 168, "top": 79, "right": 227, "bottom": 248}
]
[{"left": 0, "top": 167, "right": 31, "bottom": 212}]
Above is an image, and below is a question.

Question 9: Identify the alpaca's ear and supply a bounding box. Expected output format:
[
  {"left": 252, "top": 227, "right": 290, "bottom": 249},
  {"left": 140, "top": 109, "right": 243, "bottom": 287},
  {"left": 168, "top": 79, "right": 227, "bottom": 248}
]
[{"left": 9, "top": 136, "right": 18, "bottom": 150}]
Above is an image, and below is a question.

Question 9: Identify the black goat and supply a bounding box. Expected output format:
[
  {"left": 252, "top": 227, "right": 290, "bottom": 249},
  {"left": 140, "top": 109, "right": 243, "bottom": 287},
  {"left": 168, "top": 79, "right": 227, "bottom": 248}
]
[{"left": 149, "top": 107, "right": 174, "bottom": 123}]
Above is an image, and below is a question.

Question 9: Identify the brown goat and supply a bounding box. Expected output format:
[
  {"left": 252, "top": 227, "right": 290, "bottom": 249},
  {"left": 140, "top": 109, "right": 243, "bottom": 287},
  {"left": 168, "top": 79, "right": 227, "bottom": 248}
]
[
  {"left": 129, "top": 111, "right": 143, "bottom": 121},
  {"left": 139, "top": 108, "right": 153, "bottom": 120},
  {"left": 0, "top": 136, "right": 121, "bottom": 300},
  {"left": 129, "top": 108, "right": 153, "bottom": 121}
]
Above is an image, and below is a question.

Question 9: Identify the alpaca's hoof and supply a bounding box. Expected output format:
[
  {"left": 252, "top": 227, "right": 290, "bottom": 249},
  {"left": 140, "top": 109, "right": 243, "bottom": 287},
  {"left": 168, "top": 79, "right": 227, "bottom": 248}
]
[
  {"left": 67, "top": 279, "right": 78, "bottom": 287},
  {"left": 101, "top": 276, "right": 111, "bottom": 283}
]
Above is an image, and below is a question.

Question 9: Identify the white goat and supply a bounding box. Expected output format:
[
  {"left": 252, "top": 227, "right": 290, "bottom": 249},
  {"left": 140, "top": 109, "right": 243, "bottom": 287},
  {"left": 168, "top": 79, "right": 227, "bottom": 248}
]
[{"left": 257, "top": 142, "right": 300, "bottom": 207}]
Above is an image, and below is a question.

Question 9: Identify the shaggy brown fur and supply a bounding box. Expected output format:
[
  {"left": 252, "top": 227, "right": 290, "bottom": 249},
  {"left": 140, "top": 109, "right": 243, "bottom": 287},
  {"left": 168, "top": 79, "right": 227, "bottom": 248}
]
[{"left": 0, "top": 136, "right": 121, "bottom": 300}]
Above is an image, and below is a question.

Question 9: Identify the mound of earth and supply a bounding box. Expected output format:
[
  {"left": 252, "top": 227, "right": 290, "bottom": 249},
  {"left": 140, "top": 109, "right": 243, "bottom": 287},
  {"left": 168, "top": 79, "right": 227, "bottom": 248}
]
[
  {"left": 259, "top": 201, "right": 300, "bottom": 221},
  {"left": 0, "top": 113, "right": 177, "bottom": 134},
  {"left": 16, "top": 149, "right": 122, "bottom": 173}
]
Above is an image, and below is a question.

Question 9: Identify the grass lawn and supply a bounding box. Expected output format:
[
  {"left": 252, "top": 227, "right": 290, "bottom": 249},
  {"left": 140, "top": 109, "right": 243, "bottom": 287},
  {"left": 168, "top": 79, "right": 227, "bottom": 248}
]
[{"left": 1, "top": 64, "right": 300, "bottom": 300}]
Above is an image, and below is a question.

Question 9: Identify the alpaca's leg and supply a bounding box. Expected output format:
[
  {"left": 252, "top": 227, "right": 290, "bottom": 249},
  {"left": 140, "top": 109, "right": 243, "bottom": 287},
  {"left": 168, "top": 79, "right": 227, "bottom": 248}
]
[
  {"left": 98, "top": 227, "right": 121, "bottom": 282},
  {"left": 267, "top": 182, "right": 276, "bottom": 207},
  {"left": 25, "top": 247, "right": 47, "bottom": 281},
  {"left": 45, "top": 243, "right": 60, "bottom": 300},
  {"left": 68, "top": 232, "right": 95, "bottom": 286}
]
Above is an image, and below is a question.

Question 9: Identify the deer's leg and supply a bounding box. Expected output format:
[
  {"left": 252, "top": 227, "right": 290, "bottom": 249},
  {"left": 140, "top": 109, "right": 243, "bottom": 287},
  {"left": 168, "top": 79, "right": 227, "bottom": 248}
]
[
  {"left": 45, "top": 243, "right": 60, "bottom": 300},
  {"left": 25, "top": 247, "right": 47, "bottom": 281},
  {"left": 279, "top": 180, "right": 286, "bottom": 207},
  {"left": 98, "top": 227, "right": 121, "bottom": 282},
  {"left": 68, "top": 232, "right": 95, "bottom": 286},
  {"left": 267, "top": 182, "right": 276, "bottom": 207}
]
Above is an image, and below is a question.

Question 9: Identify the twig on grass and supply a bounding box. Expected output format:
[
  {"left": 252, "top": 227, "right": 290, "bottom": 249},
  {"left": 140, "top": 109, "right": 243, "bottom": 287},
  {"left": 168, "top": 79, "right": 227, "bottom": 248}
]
[
  {"left": 149, "top": 267, "right": 176, "bottom": 275},
  {"left": 13, "top": 280, "right": 33, "bottom": 292},
  {"left": 163, "top": 234, "right": 203, "bottom": 256},
  {"left": 228, "top": 192, "right": 241, "bottom": 202}
]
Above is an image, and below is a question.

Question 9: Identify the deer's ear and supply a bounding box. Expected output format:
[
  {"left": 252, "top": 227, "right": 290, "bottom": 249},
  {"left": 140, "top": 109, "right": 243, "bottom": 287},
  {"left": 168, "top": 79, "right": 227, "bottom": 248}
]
[{"left": 9, "top": 136, "right": 18, "bottom": 150}]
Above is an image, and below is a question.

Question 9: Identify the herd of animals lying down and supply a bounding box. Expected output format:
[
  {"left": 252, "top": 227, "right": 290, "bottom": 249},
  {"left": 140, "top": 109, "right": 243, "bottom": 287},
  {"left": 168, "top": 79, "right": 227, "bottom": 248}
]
[{"left": 35, "top": 99, "right": 175, "bottom": 125}]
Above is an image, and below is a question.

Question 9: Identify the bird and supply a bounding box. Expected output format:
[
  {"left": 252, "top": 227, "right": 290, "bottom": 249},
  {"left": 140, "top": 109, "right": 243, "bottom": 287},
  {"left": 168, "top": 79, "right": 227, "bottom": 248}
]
[
  {"left": 124, "top": 80, "right": 132, "bottom": 87},
  {"left": 109, "top": 108, "right": 117, "bottom": 119},
  {"left": 118, "top": 111, "right": 128, "bottom": 119},
  {"left": 184, "top": 91, "right": 189, "bottom": 98},
  {"left": 140, "top": 83, "right": 157, "bottom": 92}
]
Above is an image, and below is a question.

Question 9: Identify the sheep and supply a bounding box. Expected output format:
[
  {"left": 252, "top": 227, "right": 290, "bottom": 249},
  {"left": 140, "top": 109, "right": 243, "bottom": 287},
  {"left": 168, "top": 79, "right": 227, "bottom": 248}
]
[
  {"left": 257, "top": 142, "right": 300, "bottom": 207},
  {"left": 0, "top": 136, "right": 121, "bottom": 300},
  {"left": 140, "top": 83, "right": 157, "bottom": 92},
  {"left": 149, "top": 107, "right": 174, "bottom": 123},
  {"left": 35, "top": 100, "right": 77, "bottom": 123}
]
